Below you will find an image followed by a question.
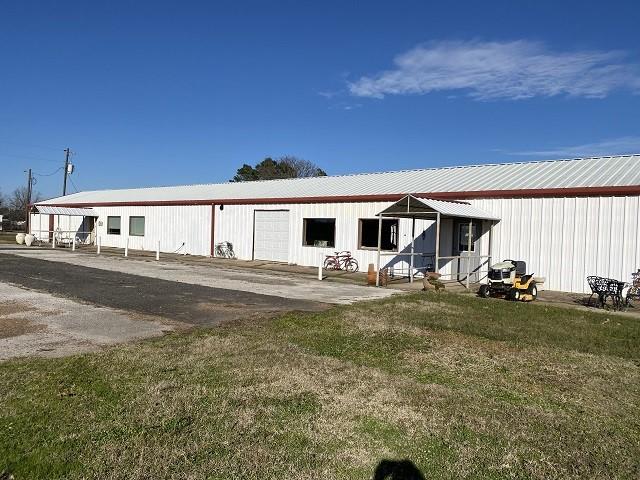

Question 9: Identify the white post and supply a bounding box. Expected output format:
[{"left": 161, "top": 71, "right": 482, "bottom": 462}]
[
  {"left": 72, "top": 236, "right": 76, "bottom": 251},
  {"left": 466, "top": 219, "right": 473, "bottom": 289},
  {"left": 52, "top": 234, "right": 56, "bottom": 249},
  {"left": 97, "top": 236, "right": 101, "bottom": 255},
  {"left": 376, "top": 214, "right": 382, "bottom": 287},
  {"left": 410, "top": 216, "right": 415, "bottom": 283},
  {"left": 434, "top": 212, "right": 441, "bottom": 275},
  {"left": 156, "top": 240, "right": 160, "bottom": 261},
  {"left": 183, "top": 243, "right": 187, "bottom": 256},
  {"left": 318, "top": 251, "right": 323, "bottom": 280},
  {"left": 124, "top": 237, "right": 129, "bottom": 257}
]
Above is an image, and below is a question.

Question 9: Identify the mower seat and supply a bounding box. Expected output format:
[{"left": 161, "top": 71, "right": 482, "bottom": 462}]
[
  {"left": 520, "top": 274, "right": 533, "bottom": 285},
  {"left": 505, "top": 259, "right": 527, "bottom": 276}
]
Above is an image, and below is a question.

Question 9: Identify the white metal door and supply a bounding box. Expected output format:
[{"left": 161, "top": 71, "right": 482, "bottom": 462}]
[{"left": 253, "top": 210, "right": 290, "bottom": 262}]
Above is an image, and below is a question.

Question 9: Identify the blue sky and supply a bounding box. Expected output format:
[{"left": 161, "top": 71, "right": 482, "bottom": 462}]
[{"left": 1, "top": 0, "right": 639, "bottom": 200}]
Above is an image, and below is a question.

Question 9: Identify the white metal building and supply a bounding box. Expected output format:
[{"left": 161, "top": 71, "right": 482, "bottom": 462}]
[{"left": 31, "top": 154, "right": 640, "bottom": 294}]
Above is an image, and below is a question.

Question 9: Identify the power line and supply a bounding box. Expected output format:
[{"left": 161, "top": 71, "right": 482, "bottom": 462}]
[
  {"left": 69, "top": 176, "right": 80, "bottom": 193},
  {"left": 33, "top": 166, "right": 64, "bottom": 177}
]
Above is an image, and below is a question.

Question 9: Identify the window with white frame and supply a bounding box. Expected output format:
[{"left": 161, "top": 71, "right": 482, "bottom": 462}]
[
  {"left": 107, "top": 216, "right": 121, "bottom": 235},
  {"left": 129, "top": 216, "right": 145, "bottom": 237}
]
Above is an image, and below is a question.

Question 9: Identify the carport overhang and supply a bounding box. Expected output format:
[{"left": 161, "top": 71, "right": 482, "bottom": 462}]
[
  {"left": 33, "top": 205, "right": 98, "bottom": 217},
  {"left": 374, "top": 195, "right": 501, "bottom": 287},
  {"left": 30, "top": 205, "right": 98, "bottom": 243}
]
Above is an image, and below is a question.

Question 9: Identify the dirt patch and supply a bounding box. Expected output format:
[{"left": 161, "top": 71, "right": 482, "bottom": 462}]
[
  {"left": 195, "top": 301, "right": 246, "bottom": 312},
  {"left": 0, "top": 282, "right": 174, "bottom": 361},
  {"left": 0, "top": 317, "right": 47, "bottom": 338},
  {"left": 0, "top": 301, "right": 38, "bottom": 317}
]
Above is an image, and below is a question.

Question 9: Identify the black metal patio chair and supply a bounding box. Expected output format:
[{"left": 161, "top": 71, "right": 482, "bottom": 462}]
[{"left": 587, "top": 275, "right": 609, "bottom": 307}]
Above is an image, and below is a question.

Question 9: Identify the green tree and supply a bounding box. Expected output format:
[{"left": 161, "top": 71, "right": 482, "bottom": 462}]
[{"left": 231, "top": 156, "right": 326, "bottom": 182}]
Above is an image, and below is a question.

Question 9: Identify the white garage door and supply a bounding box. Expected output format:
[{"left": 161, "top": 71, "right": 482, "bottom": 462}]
[{"left": 253, "top": 210, "right": 290, "bottom": 262}]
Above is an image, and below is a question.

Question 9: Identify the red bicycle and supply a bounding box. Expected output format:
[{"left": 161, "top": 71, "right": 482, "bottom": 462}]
[{"left": 323, "top": 251, "right": 359, "bottom": 273}]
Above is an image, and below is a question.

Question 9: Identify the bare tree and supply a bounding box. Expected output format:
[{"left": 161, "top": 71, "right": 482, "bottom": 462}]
[
  {"left": 279, "top": 156, "right": 327, "bottom": 178},
  {"left": 6, "top": 186, "right": 41, "bottom": 221}
]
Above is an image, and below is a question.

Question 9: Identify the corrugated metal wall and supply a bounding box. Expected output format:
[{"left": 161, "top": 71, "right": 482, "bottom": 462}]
[
  {"left": 471, "top": 196, "right": 640, "bottom": 293},
  {"left": 215, "top": 201, "right": 450, "bottom": 277},
  {"left": 217, "top": 196, "right": 640, "bottom": 293},
  {"left": 90, "top": 205, "right": 212, "bottom": 255},
  {"left": 32, "top": 206, "right": 212, "bottom": 255},
  {"left": 29, "top": 195, "right": 640, "bottom": 294}
]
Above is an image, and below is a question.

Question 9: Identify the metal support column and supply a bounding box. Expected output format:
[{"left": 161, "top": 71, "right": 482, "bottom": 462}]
[
  {"left": 466, "top": 219, "right": 473, "bottom": 289},
  {"left": 488, "top": 221, "right": 494, "bottom": 271},
  {"left": 434, "top": 212, "right": 440, "bottom": 275},
  {"left": 410, "top": 216, "right": 415, "bottom": 283}
]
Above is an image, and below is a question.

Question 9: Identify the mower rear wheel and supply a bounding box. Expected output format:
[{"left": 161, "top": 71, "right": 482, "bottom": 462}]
[
  {"left": 509, "top": 288, "right": 521, "bottom": 301},
  {"left": 527, "top": 282, "right": 538, "bottom": 300},
  {"left": 478, "top": 284, "right": 491, "bottom": 298}
]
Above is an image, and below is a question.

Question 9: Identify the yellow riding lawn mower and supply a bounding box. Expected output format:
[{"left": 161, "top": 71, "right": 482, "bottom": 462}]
[{"left": 478, "top": 259, "right": 538, "bottom": 301}]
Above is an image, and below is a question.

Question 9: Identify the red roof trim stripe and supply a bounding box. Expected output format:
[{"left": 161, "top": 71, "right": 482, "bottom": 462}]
[{"left": 37, "top": 185, "right": 640, "bottom": 208}]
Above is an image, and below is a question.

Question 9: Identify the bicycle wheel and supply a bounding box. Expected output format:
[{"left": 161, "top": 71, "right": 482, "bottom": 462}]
[
  {"left": 345, "top": 258, "right": 359, "bottom": 273},
  {"left": 324, "top": 257, "right": 338, "bottom": 270}
]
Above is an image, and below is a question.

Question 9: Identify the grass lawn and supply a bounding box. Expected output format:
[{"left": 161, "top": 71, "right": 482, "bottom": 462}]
[
  {"left": 1, "top": 292, "right": 639, "bottom": 479},
  {"left": 0, "top": 232, "right": 21, "bottom": 244}
]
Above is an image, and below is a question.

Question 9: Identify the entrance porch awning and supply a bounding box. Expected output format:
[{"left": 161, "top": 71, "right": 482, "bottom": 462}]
[
  {"left": 378, "top": 195, "right": 500, "bottom": 221},
  {"left": 34, "top": 205, "right": 98, "bottom": 217},
  {"left": 374, "top": 195, "right": 500, "bottom": 287}
]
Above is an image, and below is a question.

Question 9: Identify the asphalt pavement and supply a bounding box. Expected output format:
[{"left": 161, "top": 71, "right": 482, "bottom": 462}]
[{"left": 0, "top": 253, "right": 327, "bottom": 327}]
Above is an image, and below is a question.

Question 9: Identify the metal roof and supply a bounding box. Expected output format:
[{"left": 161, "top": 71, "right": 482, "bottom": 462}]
[
  {"left": 379, "top": 195, "right": 500, "bottom": 220},
  {"left": 38, "top": 154, "right": 640, "bottom": 205},
  {"left": 35, "top": 205, "right": 98, "bottom": 216}
]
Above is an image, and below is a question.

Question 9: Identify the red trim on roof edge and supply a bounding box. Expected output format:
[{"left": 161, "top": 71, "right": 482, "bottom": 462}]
[{"left": 37, "top": 185, "right": 640, "bottom": 208}]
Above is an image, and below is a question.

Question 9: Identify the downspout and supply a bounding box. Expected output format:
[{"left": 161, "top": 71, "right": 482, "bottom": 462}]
[{"left": 210, "top": 204, "right": 216, "bottom": 257}]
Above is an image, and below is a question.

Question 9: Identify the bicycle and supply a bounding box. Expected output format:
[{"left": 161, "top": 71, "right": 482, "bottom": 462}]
[
  {"left": 323, "top": 250, "right": 359, "bottom": 273},
  {"left": 214, "top": 241, "right": 236, "bottom": 259}
]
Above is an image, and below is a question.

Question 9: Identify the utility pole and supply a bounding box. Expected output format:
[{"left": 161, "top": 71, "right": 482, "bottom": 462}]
[
  {"left": 25, "top": 168, "right": 32, "bottom": 233},
  {"left": 62, "top": 148, "right": 70, "bottom": 196}
]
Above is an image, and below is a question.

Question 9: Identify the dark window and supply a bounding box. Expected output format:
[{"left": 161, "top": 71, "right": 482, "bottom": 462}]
[
  {"left": 457, "top": 222, "right": 479, "bottom": 252},
  {"left": 359, "top": 219, "right": 398, "bottom": 251},
  {"left": 107, "top": 216, "right": 121, "bottom": 235},
  {"left": 129, "top": 216, "right": 145, "bottom": 236},
  {"left": 303, "top": 218, "right": 335, "bottom": 247}
]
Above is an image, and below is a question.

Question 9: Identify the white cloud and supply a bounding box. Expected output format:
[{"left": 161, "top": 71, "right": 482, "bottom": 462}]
[
  {"left": 327, "top": 101, "right": 362, "bottom": 111},
  {"left": 509, "top": 136, "right": 640, "bottom": 157},
  {"left": 348, "top": 40, "right": 640, "bottom": 100},
  {"left": 317, "top": 90, "right": 339, "bottom": 99}
]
